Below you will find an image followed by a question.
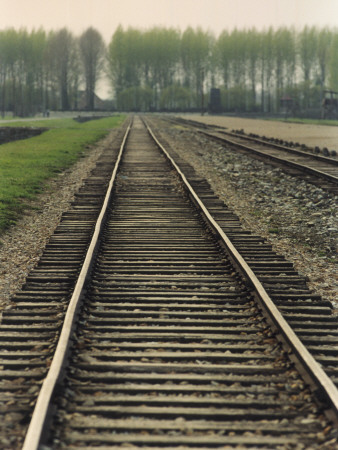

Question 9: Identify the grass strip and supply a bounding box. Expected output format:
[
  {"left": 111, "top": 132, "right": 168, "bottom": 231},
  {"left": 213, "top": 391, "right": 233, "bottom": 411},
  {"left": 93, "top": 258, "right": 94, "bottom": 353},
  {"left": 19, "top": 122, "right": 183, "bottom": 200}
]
[{"left": 0, "top": 115, "right": 126, "bottom": 234}]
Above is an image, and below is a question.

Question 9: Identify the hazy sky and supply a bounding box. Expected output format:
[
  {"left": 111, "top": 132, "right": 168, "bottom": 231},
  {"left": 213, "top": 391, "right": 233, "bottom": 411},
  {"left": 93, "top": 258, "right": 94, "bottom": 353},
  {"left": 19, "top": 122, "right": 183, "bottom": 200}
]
[{"left": 1, "top": 0, "right": 338, "bottom": 43}]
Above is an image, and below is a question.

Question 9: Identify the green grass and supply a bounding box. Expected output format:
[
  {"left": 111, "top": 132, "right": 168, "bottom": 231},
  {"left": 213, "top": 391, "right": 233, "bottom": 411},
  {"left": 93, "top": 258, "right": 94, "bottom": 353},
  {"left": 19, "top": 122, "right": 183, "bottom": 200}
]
[{"left": 0, "top": 115, "right": 126, "bottom": 233}]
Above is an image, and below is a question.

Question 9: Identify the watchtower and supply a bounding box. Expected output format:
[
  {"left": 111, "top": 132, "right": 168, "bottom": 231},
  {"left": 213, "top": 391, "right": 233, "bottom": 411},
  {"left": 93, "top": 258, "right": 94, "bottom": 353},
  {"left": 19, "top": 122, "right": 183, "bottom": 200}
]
[
  {"left": 321, "top": 90, "right": 338, "bottom": 119},
  {"left": 208, "top": 88, "right": 222, "bottom": 114}
]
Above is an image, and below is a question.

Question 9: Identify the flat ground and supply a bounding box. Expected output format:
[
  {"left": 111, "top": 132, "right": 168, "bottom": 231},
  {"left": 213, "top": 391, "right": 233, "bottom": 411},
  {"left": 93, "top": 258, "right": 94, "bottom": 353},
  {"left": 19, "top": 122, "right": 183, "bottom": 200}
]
[{"left": 180, "top": 115, "right": 338, "bottom": 150}]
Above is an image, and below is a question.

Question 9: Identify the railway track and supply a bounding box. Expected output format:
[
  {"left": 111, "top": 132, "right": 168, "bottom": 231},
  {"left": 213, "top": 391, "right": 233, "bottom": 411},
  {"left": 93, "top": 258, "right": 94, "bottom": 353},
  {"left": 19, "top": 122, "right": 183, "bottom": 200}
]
[
  {"left": 1, "top": 117, "right": 337, "bottom": 448},
  {"left": 169, "top": 116, "right": 338, "bottom": 194}
]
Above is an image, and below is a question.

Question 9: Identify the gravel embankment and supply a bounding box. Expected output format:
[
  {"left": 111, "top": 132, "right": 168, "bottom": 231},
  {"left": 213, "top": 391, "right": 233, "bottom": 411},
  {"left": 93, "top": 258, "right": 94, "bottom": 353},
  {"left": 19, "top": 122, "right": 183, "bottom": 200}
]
[
  {"left": 0, "top": 129, "right": 119, "bottom": 313},
  {"left": 0, "top": 118, "right": 337, "bottom": 316},
  {"left": 152, "top": 118, "right": 338, "bottom": 309}
]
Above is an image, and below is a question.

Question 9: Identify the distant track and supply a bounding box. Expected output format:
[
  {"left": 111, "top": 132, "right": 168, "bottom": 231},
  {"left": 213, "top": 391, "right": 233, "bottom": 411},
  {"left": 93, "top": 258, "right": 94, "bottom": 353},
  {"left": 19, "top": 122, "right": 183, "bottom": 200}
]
[
  {"left": 169, "top": 116, "right": 338, "bottom": 194},
  {"left": 0, "top": 116, "right": 337, "bottom": 449}
]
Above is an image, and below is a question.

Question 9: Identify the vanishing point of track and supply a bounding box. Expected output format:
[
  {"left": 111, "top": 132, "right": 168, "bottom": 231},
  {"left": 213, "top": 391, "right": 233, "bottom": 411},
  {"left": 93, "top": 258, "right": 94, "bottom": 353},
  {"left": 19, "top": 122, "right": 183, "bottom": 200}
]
[{"left": 0, "top": 116, "right": 337, "bottom": 448}]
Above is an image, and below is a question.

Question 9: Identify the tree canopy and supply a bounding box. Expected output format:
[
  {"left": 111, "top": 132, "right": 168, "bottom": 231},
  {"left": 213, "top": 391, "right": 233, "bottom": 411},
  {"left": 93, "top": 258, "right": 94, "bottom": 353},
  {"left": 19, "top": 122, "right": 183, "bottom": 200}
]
[{"left": 1, "top": 25, "right": 338, "bottom": 115}]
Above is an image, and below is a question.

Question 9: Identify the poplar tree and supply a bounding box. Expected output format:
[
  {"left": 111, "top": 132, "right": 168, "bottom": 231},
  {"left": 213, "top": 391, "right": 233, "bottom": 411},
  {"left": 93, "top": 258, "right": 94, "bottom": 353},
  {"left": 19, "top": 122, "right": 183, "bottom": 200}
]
[
  {"left": 181, "top": 27, "right": 212, "bottom": 110},
  {"left": 246, "top": 28, "right": 260, "bottom": 110},
  {"left": 274, "top": 28, "right": 296, "bottom": 109},
  {"left": 298, "top": 26, "right": 318, "bottom": 110},
  {"left": 215, "top": 30, "right": 231, "bottom": 109},
  {"left": 317, "top": 28, "right": 332, "bottom": 93},
  {"left": 329, "top": 31, "right": 338, "bottom": 91},
  {"left": 0, "top": 29, "right": 18, "bottom": 117},
  {"left": 48, "top": 28, "right": 77, "bottom": 110},
  {"left": 79, "top": 27, "right": 106, "bottom": 110},
  {"left": 108, "top": 26, "right": 143, "bottom": 99}
]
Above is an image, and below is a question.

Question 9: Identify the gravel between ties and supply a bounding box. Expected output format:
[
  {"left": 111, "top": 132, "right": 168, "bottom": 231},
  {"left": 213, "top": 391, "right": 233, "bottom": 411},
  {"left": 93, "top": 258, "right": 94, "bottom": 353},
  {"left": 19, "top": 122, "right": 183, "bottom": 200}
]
[
  {"left": 0, "top": 121, "right": 337, "bottom": 316},
  {"left": 151, "top": 118, "right": 338, "bottom": 310},
  {"left": 0, "top": 129, "right": 119, "bottom": 313}
]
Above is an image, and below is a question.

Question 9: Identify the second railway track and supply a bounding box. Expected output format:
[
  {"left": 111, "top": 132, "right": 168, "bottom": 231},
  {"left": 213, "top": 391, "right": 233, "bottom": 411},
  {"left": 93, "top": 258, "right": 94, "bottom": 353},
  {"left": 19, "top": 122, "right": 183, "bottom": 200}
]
[
  {"left": 1, "top": 117, "right": 338, "bottom": 448},
  {"left": 169, "top": 116, "right": 338, "bottom": 194}
]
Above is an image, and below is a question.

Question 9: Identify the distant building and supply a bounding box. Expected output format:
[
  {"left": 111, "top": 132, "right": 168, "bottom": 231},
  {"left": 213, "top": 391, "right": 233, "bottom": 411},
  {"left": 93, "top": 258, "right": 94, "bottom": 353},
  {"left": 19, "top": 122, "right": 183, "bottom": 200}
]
[{"left": 208, "top": 88, "right": 222, "bottom": 114}]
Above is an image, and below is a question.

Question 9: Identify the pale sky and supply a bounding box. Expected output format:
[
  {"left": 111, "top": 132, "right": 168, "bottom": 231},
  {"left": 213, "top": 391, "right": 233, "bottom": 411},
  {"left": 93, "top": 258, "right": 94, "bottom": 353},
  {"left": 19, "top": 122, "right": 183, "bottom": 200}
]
[{"left": 1, "top": 0, "right": 338, "bottom": 44}]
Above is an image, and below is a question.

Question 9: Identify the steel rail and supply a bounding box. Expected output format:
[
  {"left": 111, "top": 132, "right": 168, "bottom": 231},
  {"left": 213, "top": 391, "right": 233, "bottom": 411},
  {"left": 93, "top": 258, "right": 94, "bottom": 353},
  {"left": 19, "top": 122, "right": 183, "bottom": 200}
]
[
  {"left": 145, "top": 120, "right": 338, "bottom": 424},
  {"left": 199, "top": 129, "right": 338, "bottom": 185},
  {"left": 171, "top": 116, "right": 338, "bottom": 166},
  {"left": 22, "top": 122, "right": 132, "bottom": 450},
  {"left": 219, "top": 130, "right": 338, "bottom": 165}
]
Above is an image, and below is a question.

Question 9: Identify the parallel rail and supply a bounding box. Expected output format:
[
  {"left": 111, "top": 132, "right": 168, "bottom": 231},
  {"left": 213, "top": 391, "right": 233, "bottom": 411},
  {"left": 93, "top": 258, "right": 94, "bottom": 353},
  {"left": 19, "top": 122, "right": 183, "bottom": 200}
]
[
  {"left": 22, "top": 122, "right": 132, "bottom": 450},
  {"left": 169, "top": 116, "right": 338, "bottom": 192},
  {"left": 145, "top": 119, "right": 338, "bottom": 416},
  {"left": 0, "top": 116, "right": 336, "bottom": 448}
]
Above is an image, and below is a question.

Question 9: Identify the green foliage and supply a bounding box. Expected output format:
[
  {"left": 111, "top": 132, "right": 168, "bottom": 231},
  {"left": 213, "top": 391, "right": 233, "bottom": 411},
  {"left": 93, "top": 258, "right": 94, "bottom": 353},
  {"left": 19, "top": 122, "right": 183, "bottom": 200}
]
[
  {"left": 107, "top": 25, "right": 211, "bottom": 110},
  {"left": 1, "top": 25, "right": 338, "bottom": 114},
  {"left": 221, "top": 85, "right": 247, "bottom": 112},
  {"left": 181, "top": 27, "right": 213, "bottom": 108},
  {"left": 143, "top": 27, "right": 181, "bottom": 90},
  {"left": 160, "top": 85, "right": 193, "bottom": 110},
  {"left": 108, "top": 26, "right": 143, "bottom": 93},
  {"left": 117, "top": 86, "right": 153, "bottom": 111},
  {"left": 298, "top": 26, "right": 318, "bottom": 82},
  {"left": 329, "top": 32, "right": 338, "bottom": 91},
  {"left": 0, "top": 115, "right": 125, "bottom": 233},
  {"left": 107, "top": 24, "right": 338, "bottom": 114},
  {"left": 0, "top": 26, "right": 105, "bottom": 116},
  {"left": 48, "top": 28, "right": 77, "bottom": 110},
  {"left": 79, "top": 27, "right": 106, "bottom": 110}
]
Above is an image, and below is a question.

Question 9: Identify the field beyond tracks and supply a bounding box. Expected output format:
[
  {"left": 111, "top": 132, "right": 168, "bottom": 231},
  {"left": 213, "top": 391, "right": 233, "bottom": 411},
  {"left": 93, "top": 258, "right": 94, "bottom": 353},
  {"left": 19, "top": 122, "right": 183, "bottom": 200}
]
[{"left": 0, "top": 115, "right": 125, "bottom": 233}]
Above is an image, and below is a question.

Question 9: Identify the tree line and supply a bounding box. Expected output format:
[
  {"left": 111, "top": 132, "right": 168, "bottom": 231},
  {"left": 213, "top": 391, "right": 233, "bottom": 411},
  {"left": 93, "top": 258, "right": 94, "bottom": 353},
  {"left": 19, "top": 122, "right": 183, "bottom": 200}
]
[
  {"left": 0, "top": 27, "right": 105, "bottom": 116},
  {"left": 1, "top": 25, "right": 338, "bottom": 116}
]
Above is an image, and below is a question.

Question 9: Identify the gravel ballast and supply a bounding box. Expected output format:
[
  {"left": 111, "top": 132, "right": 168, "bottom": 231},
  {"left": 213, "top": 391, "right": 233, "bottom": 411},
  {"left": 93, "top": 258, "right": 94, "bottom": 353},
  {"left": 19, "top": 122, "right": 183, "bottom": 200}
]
[
  {"left": 0, "top": 129, "right": 119, "bottom": 313},
  {"left": 151, "top": 116, "right": 338, "bottom": 309},
  {"left": 0, "top": 118, "right": 337, "bottom": 315}
]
